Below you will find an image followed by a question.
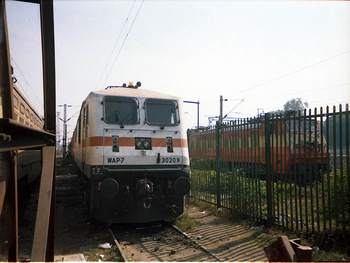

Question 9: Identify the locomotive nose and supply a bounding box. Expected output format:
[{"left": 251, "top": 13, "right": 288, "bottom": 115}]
[{"left": 175, "top": 177, "right": 190, "bottom": 195}]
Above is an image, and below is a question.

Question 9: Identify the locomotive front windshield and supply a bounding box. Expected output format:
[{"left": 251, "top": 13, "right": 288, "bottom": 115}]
[
  {"left": 104, "top": 97, "right": 139, "bottom": 124},
  {"left": 145, "top": 99, "right": 179, "bottom": 126}
]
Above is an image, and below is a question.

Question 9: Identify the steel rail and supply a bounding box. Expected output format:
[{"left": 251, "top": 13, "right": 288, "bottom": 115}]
[
  {"left": 108, "top": 228, "right": 128, "bottom": 262},
  {"left": 164, "top": 221, "right": 225, "bottom": 262}
]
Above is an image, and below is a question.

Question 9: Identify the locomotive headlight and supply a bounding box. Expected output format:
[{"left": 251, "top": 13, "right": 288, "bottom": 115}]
[
  {"left": 135, "top": 137, "right": 152, "bottom": 150},
  {"left": 143, "top": 140, "right": 150, "bottom": 148},
  {"left": 136, "top": 139, "right": 143, "bottom": 149}
]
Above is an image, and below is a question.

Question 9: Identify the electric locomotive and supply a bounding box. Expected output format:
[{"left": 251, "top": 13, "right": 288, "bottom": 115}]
[
  {"left": 72, "top": 82, "right": 190, "bottom": 224},
  {"left": 11, "top": 76, "right": 43, "bottom": 187}
]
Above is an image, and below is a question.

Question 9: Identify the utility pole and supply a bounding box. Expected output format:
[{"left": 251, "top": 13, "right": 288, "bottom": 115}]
[
  {"left": 183, "top": 100, "right": 200, "bottom": 128},
  {"left": 220, "top": 95, "right": 223, "bottom": 124},
  {"left": 56, "top": 112, "right": 61, "bottom": 148},
  {"left": 63, "top": 104, "right": 67, "bottom": 162},
  {"left": 219, "top": 95, "right": 228, "bottom": 124},
  {"left": 58, "top": 104, "right": 72, "bottom": 164}
]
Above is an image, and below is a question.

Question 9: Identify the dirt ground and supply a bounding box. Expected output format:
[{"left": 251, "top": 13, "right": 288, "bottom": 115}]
[
  {"left": 113, "top": 207, "right": 268, "bottom": 262},
  {"left": 0, "top": 164, "right": 268, "bottom": 262},
  {"left": 184, "top": 206, "right": 267, "bottom": 261}
]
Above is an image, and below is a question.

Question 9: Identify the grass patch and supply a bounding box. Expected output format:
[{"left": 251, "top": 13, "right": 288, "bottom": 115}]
[
  {"left": 83, "top": 246, "right": 123, "bottom": 262},
  {"left": 313, "top": 250, "right": 348, "bottom": 262},
  {"left": 187, "top": 198, "right": 217, "bottom": 216},
  {"left": 172, "top": 212, "right": 199, "bottom": 232}
]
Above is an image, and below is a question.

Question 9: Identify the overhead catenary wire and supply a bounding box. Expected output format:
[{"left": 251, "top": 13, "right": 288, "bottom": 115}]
[
  {"left": 197, "top": 49, "right": 350, "bottom": 118},
  {"left": 56, "top": 108, "right": 81, "bottom": 123},
  {"left": 226, "top": 49, "right": 350, "bottom": 100},
  {"left": 95, "top": 0, "right": 137, "bottom": 90},
  {"left": 100, "top": 0, "right": 145, "bottom": 89},
  {"left": 182, "top": 48, "right": 350, "bottom": 128},
  {"left": 223, "top": 98, "right": 245, "bottom": 119},
  {"left": 11, "top": 56, "right": 43, "bottom": 113}
]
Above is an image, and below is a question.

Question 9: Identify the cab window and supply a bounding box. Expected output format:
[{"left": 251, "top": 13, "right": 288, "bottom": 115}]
[
  {"left": 104, "top": 97, "right": 139, "bottom": 125},
  {"left": 145, "top": 99, "right": 179, "bottom": 126}
]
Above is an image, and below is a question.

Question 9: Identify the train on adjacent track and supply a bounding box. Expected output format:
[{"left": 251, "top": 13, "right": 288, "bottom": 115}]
[
  {"left": 189, "top": 117, "right": 331, "bottom": 181},
  {"left": 71, "top": 82, "right": 190, "bottom": 224},
  {"left": 11, "top": 78, "right": 44, "bottom": 187}
]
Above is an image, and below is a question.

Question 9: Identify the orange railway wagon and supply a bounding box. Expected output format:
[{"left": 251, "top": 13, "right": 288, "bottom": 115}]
[{"left": 189, "top": 117, "right": 330, "bottom": 181}]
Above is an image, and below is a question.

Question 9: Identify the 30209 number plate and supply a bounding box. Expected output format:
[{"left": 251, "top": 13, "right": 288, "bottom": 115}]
[{"left": 161, "top": 157, "right": 180, "bottom": 164}]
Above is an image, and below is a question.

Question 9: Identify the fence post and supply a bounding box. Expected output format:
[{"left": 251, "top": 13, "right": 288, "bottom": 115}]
[
  {"left": 216, "top": 121, "right": 221, "bottom": 209},
  {"left": 186, "top": 129, "right": 191, "bottom": 201},
  {"left": 265, "top": 113, "right": 274, "bottom": 226}
]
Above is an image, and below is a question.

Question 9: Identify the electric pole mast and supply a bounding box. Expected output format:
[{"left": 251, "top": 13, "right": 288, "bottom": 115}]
[
  {"left": 183, "top": 100, "right": 200, "bottom": 128},
  {"left": 58, "top": 104, "right": 72, "bottom": 164},
  {"left": 220, "top": 95, "right": 223, "bottom": 124},
  {"left": 63, "top": 104, "right": 67, "bottom": 162}
]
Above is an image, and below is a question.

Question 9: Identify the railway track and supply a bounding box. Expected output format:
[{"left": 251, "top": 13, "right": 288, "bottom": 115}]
[{"left": 109, "top": 221, "right": 224, "bottom": 262}]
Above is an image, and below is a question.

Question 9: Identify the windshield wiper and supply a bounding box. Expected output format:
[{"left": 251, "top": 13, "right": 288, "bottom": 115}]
[{"left": 115, "top": 110, "right": 120, "bottom": 123}]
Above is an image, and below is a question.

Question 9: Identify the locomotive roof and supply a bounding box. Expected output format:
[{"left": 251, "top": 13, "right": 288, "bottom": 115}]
[{"left": 90, "top": 87, "right": 181, "bottom": 101}]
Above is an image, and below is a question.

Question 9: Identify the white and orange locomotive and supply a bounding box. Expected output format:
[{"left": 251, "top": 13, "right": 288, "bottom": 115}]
[{"left": 71, "top": 82, "right": 190, "bottom": 224}]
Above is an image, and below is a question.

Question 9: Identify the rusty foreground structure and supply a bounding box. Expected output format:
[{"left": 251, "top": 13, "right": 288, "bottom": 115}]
[
  {"left": 264, "top": 236, "right": 313, "bottom": 262},
  {"left": 0, "top": 0, "right": 56, "bottom": 261}
]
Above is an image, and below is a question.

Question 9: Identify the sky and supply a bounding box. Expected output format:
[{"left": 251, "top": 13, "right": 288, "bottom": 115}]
[{"left": 5, "top": 0, "right": 350, "bottom": 142}]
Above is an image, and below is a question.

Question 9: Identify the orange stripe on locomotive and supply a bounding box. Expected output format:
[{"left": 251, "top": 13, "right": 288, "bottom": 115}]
[{"left": 83, "top": 136, "right": 188, "bottom": 148}]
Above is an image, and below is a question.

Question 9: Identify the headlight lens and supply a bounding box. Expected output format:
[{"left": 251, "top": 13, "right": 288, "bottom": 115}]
[
  {"left": 135, "top": 137, "right": 152, "bottom": 150},
  {"left": 136, "top": 139, "right": 143, "bottom": 149},
  {"left": 143, "top": 140, "right": 150, "bottom": 148}
]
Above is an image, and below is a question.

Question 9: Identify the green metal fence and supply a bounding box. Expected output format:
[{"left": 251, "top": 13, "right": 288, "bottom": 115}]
[{"left": 188, "top": 104, "right": 349, "bottom": 233}]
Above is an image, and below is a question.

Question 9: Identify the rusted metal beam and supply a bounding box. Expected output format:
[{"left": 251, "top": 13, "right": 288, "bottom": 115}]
[
  {"left": 0, "top": 180, "right": 6, "bottom": 215},
  {"left": 0, "top": 119, "right": 55, "bottom": 152},
  {"left": 6, "top": 151, "right": 18, "bottom": 262},
  {"left": 0, "top": 0, "right": 14, "bottom": 120},
  {"left": 289, "top": 238, "right": 313, "bottom": 262},
  {"left": 264, "top": 236, "right": 313, "bottom": 262},
  {"left": 0, "top": 152, "right": 10, "bottom": 216},
  {"left": 40, "top": 0, "right": 56, "bottom": 135},
  {"left": 45, "top": 149, "right": 56, "bottom": 261},
  {"left": 264, "top": 236, "right": 297, "bottom": 262},
  {"left": 39, "top": 0, "right": 56, "bottom": 260},
  {"left": 31, "top": 146, "right": 55, "bottom": 262},
  {"left": 0, "top": 3, "right": 17, "bottom": 260},
  {"left": 1, "top": 0, "right": 57, "bottom": 262}
]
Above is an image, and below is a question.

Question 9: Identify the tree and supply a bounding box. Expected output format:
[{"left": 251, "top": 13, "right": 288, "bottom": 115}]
[
  {"left": 265, "top": 98, "right": 309, "bottom": 117},
  {"left": 283, "top": 98, "right": 309, "bottom": 112}
]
